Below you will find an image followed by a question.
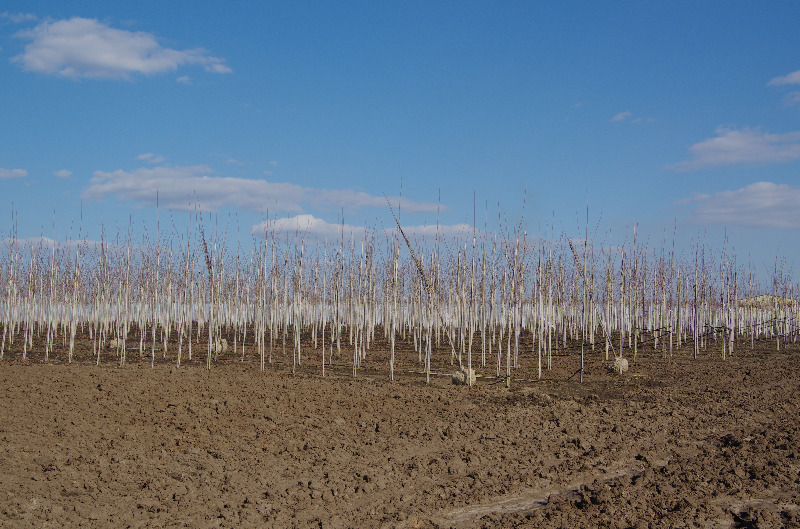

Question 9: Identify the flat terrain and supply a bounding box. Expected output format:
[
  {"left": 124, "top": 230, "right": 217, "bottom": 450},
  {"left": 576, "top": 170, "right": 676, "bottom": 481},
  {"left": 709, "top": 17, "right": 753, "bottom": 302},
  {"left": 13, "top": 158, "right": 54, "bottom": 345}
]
[{"left": 1, "top": 332, "right": 799, "bottom": 528}]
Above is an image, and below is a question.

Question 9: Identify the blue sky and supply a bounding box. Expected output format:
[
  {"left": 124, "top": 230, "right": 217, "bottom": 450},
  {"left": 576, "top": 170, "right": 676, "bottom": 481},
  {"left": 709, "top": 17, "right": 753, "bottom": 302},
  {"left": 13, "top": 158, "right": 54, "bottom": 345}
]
[{"left": 1, "top": 2, "right": 799, "bottom": 278}]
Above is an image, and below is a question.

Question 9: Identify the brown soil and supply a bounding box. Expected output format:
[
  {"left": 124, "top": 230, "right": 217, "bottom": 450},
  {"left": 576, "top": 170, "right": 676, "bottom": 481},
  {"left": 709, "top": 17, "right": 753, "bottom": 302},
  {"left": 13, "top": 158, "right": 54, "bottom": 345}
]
[{"left": 1, "top": 331, "right": 799, "bottom": 528}]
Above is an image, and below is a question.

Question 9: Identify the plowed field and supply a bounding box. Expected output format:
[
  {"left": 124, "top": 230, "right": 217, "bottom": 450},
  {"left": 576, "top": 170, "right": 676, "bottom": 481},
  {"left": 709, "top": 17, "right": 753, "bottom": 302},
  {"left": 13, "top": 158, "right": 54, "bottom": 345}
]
[{"left": 1, "top": 333, "right": 798, "bottom": 528}]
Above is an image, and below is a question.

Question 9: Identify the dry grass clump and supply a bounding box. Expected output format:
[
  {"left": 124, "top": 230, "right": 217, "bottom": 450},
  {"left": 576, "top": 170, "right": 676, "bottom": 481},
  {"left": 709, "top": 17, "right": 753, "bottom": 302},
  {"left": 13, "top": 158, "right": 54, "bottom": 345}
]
[{"left": 607, "top": 357, "right": 629, "bottom": 375}]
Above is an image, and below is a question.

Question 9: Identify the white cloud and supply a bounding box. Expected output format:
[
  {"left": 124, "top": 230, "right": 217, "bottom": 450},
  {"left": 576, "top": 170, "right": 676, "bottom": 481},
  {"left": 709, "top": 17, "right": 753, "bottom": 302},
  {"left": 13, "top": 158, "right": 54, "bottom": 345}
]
[
  {"left": 611, "top": 111, "right": 632, "bottom": 122},
  {"left": 768, "top": 70, "right": 800, "bottom": 86},
  {"left": 669, "top": 127, "right": 800, "bottom": 171},
  {"left": 176, "top": 75, "right": 191, "bottom": 84},
  {"left": 82, "top": 164, "right": 441, "bottom": 215},
  {"left": 251, "top": 214, "right": 370, "bottom": 240},
  {"left": 12, "top": 17, "right": 232, "bottom": 79},
  {"left": 0, "top": 12, "right": 37, "bottom": 23},
  {"left": 0, "top": 168, "right": 27, "bottom": 179},
  {"left": 687, "top": 182, "right": 800, "bottom": 229},
  {"left": 54, "top": 169, "right": 72, "bottom": 178},
  {"left": 137, "top": 153, "right": 166, "bottom": 164}
]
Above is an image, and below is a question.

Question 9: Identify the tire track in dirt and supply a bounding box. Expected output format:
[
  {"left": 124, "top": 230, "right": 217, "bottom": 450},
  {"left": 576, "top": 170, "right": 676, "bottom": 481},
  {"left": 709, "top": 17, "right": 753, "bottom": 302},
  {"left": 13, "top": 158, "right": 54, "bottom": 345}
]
[{"left": 435, "top": 457, "right": 670, "bottom": 527}]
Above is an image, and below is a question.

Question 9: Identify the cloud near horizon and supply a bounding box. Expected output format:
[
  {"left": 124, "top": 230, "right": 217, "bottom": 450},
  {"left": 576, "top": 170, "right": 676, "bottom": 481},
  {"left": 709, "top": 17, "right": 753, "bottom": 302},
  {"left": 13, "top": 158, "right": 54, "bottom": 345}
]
[
  {"left": 83, "top": 164, "right": 441, "bottom": 215},
  {"left": 685, "top": 181, "right": 800, "bottom": 230},
  {"left": 0, "top": 236, "right": 109, "bottom": 254},
  {"left": 386, "top": 223, "right": 483, "bottom": 241},
  {"left": 12, "top": 17, "right": 232, "bottom": 79},
  {"left": 250, "top": 215, "right": 370, "bottom": 241},
  {"left": 669, "top": 127, "right": 800, "bottom": 171},
  {"left": 251, "top": 215, "right": 485, "bottom": 244}
]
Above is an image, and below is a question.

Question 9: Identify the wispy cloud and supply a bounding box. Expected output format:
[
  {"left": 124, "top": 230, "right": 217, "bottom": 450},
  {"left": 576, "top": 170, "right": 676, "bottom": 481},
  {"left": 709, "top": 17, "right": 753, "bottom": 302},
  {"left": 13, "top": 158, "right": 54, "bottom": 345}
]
[
  {"left": 674, "top": 192, "right": 710, "bottom": 206},
  {"left": 383, "top": 223, "right": 482, "bottom": 242},
  {"left": 611, "top": 111, "right": 653, "bottom": 124},
  {"left": 669, "top": 127, "right": 800, "bottom": 171},
  {"left": 611, "top": 111, "right": 632, "bottom": 122},
  {"left": 250, "top": 215, "right": 486, "bottom": 244},
  {"left": 0, "top": 12, "right": 37, "bottom": 23},
  {"left": 0, "top": 168, "right": 27, "bottom": 179},
  {"left": 686, "top": 181, "right": 800, "bottom": 229},
  {"left": 82, "top": 164, "right": 441, "bottom": 215},
  {"left": 137, "top": 153, "right": 166, "bottom": 164},
  {"left": 0, "top": 236, "right": 109, "bottom": 254},
  {"left": 782, "top": 91, "right": 800, "bottom": 107},
  {"left": 12, "top": 17, "right": 232, "bottom": 79},
  {"left": 54, "top": 169, "right": 72, "bottom": 178},
  {"left": 768, "top": 70, "right": 800, "bottom": 86},
  {"left": 264, "top": 161, "right": 278, "bottom": 176},
  {"left": 768, "top": 70, "right": 800, "bottom": 107}
]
